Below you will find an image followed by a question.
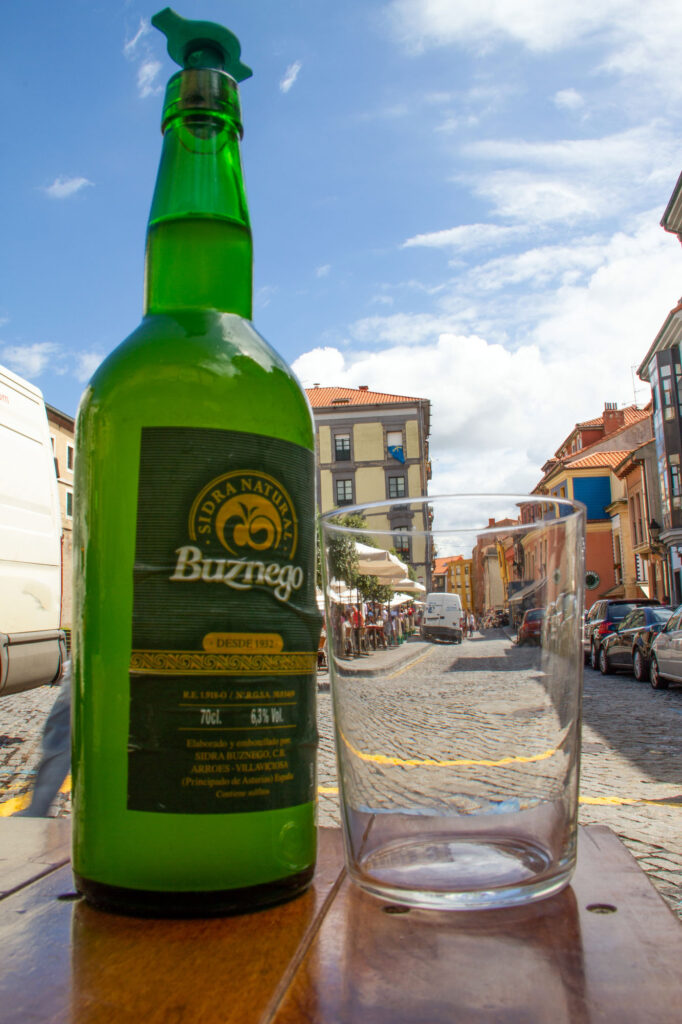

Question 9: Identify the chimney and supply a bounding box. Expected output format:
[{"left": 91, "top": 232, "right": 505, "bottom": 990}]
[
  {"left": 603, "top": 401, "right": 625, "bottom": 437},
  {"left": 358, "top": 385, "right": 369, "bottom": 391}
]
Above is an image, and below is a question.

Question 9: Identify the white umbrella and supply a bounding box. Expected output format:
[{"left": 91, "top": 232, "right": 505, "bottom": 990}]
[
  {"left": 392, "top": 578, "right": 426, "bottom": 594},
  {"left": 326, "top": 579, "right": 356, "bottom": 604},
  {"left": 389, "top": 593, "right": 414, "bottom": 607},
  {"left": 355, "top": 542, "right": 408, "bottom": 581}
]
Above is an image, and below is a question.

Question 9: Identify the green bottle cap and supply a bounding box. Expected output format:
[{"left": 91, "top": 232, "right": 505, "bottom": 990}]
[{"left": 151, "top": 7, "right": 252, "bottom": 82}]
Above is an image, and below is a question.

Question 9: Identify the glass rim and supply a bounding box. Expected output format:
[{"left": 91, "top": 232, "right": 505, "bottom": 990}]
[{"left": 319, "top": 493, "right": 585, "bottom": 539}]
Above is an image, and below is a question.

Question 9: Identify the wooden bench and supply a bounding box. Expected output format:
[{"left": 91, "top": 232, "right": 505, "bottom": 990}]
[{"left": 0, "top": 818, "right": 680, "bottom": 1022}]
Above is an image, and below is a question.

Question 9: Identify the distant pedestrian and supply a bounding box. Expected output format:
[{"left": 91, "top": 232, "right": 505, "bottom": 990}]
[
  {"left": 468, "top": 612, "right": 475, "bottom": 636},
  {"left": 16, "top": 664, "right": 71, "bottom": 817}
]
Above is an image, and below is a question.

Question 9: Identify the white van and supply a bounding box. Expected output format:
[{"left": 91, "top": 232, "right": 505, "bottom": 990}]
[
  {"left": 422, "top": 592, "right": 464, "bottom": 643},
  {"left": 0, "top": 365, "right": 66, "bottom": 695}
]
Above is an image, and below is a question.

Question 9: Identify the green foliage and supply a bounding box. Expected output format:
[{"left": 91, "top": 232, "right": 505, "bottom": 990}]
[
  {"left": 324, "top": 513, "right": 361, "bottom": 586},
  {"left": 356, "top": 574, "right": 394, "bottom": 603},
  {"left": 322, "top": 513, "right": 395, "bottom": 604}
]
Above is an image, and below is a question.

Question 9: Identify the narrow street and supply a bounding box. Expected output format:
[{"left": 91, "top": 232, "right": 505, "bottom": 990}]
[{"left": 1, "top": 628, "right": 680, "bottom": 918}]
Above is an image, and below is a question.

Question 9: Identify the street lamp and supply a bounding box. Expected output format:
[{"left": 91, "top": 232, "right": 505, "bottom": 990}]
[{"left": 649, "top": 518, "right": 665, "bottom": 554}]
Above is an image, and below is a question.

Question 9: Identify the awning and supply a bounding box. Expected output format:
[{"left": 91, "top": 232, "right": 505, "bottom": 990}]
[{"left": 509, "top": 577, "right": 547, "bottom": 604}]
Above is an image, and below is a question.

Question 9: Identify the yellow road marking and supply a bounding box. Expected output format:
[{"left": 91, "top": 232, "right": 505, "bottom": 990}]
[
  {"left": 340, "top": 729, "right": 558, "bottom": 769},
  {"left": 579, "top": 794, "right": 682, "bottom": 808},
  {"left": 0, "top": 793, "right": 30, "bottom": 816},
  {"left": 384, "top": 646, "right": 434, "bottom": 679},
  {"left": 0, "top": 774, "right": 72, "bottom": 817}
]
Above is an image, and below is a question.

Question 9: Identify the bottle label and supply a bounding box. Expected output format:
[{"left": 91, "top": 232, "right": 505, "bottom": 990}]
[{"left": 127, "top": 426, "right": 320, "bottom": 814}]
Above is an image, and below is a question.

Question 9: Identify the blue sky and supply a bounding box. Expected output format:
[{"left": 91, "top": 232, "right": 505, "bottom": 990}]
[{"left": 4, "top": 0, "right": 682, "bottom": 496}]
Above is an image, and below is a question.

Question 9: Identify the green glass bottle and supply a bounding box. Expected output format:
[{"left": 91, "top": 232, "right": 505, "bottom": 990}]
[{"left": 72, "top": 8, "right": 320, "bottom": 915}]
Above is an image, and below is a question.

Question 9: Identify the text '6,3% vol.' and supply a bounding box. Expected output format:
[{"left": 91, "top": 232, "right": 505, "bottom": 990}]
[{"left": 250, "top": 707, "right": 284, "bottom": 726}]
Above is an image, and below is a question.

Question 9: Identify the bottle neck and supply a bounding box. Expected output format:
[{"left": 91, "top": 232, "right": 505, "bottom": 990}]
[{"left": 144, "top": 71, "right": 253, "bottom": 318}]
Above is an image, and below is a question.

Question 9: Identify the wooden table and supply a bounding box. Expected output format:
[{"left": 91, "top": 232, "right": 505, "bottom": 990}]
[{"left": 0, "top": 819, "right": 680, "bottom": 1023}]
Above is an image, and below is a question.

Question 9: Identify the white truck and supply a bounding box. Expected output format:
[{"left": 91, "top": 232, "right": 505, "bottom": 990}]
[
  {"left": 421, "top": 592, "right": 464, "bottom": 643},
  {"left": 0, "top": 365, "right": 66, "bottom": 695}
]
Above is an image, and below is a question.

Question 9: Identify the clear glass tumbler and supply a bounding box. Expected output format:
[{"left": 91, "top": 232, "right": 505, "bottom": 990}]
[{"left": 320, "top": 495, "right": 585, "bottom": 910}]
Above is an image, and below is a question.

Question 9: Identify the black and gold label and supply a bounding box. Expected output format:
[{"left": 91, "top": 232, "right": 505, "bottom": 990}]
[{"left": 127, "top": 426, "right": 320, "bottom": 815}]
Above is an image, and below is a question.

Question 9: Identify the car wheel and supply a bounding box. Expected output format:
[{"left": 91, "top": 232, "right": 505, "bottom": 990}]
[
  {"left": 599, "top": 647, "right": 610, "bottom": 675},
  {"left": 649, "top": 657, "right": 669, "bottom": 690},
  {"left": 590, "top": 641, "right": 599, "bottom": 671},
  {"left": 632, "top": 649, "right": 645, "bottom": 682}
]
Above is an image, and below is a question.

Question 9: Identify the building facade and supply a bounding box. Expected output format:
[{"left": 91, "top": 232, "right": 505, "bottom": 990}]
[
  {"left": 306, "top": 385, "right": 432, "bottom": 588},
  {"left": 637, "top": 306, "right": 682, "bottom": 601},
  {"left": 447, "top": 556, "right": 475, "bottom": 611},
  {"left": 46, "top": 404, "right": 75, "bottom": 630},
  {"left": 533, "top": 403, "right": 655, "bottom": 609}
]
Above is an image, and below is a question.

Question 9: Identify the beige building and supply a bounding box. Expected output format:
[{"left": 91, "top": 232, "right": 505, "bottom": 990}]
[
  {"left": 306, "top": 385, "right": 431, "bottom": 588},
  {"left": 46, "top": 404, "right": 75, "bottom": 631}
]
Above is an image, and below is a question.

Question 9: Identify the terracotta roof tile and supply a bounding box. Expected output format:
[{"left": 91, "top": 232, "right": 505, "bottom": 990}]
[
  {"left": 433, "top": 556, "right": 463, "bottom": 574},
  {"left": 305, "top": 386, "right": 425, "bottom": 408},
  {"left": 566, "top": 450, "right": 632, "bottom": 470}
]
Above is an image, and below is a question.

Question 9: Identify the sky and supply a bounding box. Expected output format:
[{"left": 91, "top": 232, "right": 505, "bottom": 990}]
[{"left": 4, "top": 0, "right": 682, "bottom": 498}]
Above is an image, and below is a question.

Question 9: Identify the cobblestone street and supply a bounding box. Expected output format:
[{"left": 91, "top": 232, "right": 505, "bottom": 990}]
[
  {"left": 317, "top": 630, "right": 682, "bottom": 919},
  {"left": 1, "top": 628, "right": 680, "bottom": 918}
]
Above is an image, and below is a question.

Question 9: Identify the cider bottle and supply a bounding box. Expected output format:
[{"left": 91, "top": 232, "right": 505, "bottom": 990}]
[{"left": 72, "top": 8, "right": 319, "bottom": 915}]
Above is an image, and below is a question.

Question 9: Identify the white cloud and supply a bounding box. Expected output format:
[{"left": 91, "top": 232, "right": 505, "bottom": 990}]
[
  {"left": 124, "top": 19, "right": 151, "bottom": 57},
  {"left": 465, "top": 238, "right": 608, "bottom": 292},
  {"left": 43, "top": 176, "right": 93, "bottom": 200},
  {"left": 293, "top": 216, "right": 681, "bottom": 496},
  {"left": 280, "top": 61, "right": 302, "bottom": 93},
  {"left": 554, "top": 88, "right": 585, "bottom": 111},
  {"left": 456, "top": 126, "right": 679, "bottom": 227},
  {"left": 350, "top": 313, "right": 460, "bottom": 345},
  {"left": 386, "top": 0, "right": 623, "bottom": 53},
  {"left": 385, "top": 0, "right": 682, "bottom": 98},
  {"left": 404, "top": 223, "right": 528, "bottom": 252},
  {"left": 316, "top": 264, "right": 331, "bottom": 278},
  {"left": 75, "top": 351, "right": 105, "bottom": 383},
  {"left": 463, "top": 125, "right": 675, "bottom": 174},
  {"left": 472, "top": 171, "right": 605, "bottom": 225},
  {"left": 124, "top": 18, "right": 162, "bottom": 98},
  {"left": 137, "top": 60, "right": 162, "bottom": 99},
  {"left": 1, "top": 343, "right": 59, "bottom": 379}
]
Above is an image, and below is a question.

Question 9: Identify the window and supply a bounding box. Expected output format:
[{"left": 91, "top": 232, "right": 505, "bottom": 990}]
[
  {"left": 388, "top": 475, "right": 406, "bottom": 499},
  {"left": 67, "top": 444, "right": 74, "bottom": 471},
  {"left": 387, "top": 430, "right": 405, "bottom": 464},
  {"left": 661, "top": 370, "right": 675, "bottom": 421},
  {"left": 66, "top": 491, "right": 73, "bottom": 518},
  {"left": 393, "top": 530, "right": 410, "bottom": 558},
  {"left": 335, "top": 478, "right": 353, "bottom": 506},
  {"left": 334, "top": 434, "right": 351, "bottom": 461}
]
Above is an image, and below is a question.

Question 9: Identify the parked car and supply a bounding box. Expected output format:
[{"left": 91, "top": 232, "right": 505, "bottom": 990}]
[
  {"left": 597, "top": 606, "right": 672, "bottom": 678},
  {"left": 649, "top": 605, "right": 682, "bottom": 689},
  {"left": 517, "top": 608, "right": 545, "bottom": 646},
  {"left": 583, "top": 599, "right": 660, "bottom": 670}
]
